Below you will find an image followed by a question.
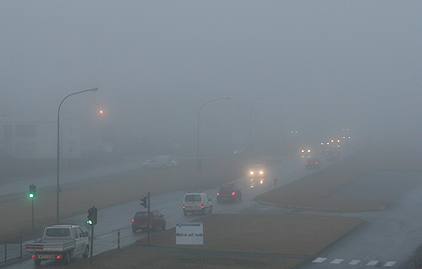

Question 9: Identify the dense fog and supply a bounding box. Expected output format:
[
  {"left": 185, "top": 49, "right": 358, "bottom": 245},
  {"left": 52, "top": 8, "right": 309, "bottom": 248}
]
[{"left": 1, "top": 1, "right": 421, "bottom": 157}]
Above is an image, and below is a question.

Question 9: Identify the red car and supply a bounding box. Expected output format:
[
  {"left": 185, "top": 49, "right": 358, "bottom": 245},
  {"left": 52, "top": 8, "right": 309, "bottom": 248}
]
[{"left": 132, "top": 210, "right": 166, "bottom": 233}]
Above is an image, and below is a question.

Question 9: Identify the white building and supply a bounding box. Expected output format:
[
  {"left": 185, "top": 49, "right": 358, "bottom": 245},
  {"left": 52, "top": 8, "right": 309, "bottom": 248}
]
[{"left": 0, "top": 114, "right": 82, "bottom": 159}]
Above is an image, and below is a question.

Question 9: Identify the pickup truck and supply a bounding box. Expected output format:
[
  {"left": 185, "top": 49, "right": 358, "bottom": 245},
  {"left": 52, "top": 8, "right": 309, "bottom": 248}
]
[{"left": 26, "top": 224, "right": 89, "bottom": 265}]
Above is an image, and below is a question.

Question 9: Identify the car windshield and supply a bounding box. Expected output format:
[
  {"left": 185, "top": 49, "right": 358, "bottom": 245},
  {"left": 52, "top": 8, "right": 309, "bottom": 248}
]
[
  {"left": 45, "top": 228, "right": 70, "bottom": 237},
  {"left": 185, "top": 194, "right": 201, "bottom": 202}
]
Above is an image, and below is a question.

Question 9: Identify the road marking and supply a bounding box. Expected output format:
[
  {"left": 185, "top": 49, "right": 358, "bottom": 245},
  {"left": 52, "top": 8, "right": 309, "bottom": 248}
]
[
  {"left": 330, "top": 259, "right": 344, "bottom": 264},
  {"left": 348, "top": 260, "right": 361, "bottom": 265},
  {"left": 312, "top": 257, "right": 327, "bottom": 263},
  {"left": 366, "top": 260, "right": 380, "bottom": 266},
  {"left": 384, "top": 261, "right": 396, "bottom": 267}
]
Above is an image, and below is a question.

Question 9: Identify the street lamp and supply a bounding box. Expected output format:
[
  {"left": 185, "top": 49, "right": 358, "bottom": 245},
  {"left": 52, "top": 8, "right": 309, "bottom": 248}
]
[
  {"left": 56, "top": 88, "right": 98, "bottom": 223},
  {"left": 249, "top": 96, "right": 275, "bottom": 148},
  {"left": 196, "top": 97, "right": 230, "bottom": 181}
]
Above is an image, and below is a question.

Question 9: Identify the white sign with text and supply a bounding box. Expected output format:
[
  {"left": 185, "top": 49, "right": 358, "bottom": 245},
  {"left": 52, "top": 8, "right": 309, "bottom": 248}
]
[{"left": 176, "top": 222, "right": 203, "bottom": 245}]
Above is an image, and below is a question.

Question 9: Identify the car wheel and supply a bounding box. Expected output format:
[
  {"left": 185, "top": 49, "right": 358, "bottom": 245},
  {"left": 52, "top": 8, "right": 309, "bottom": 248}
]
[
  {"left": 217, "top": 198, "right": 222, "bottom": 204},
  {"left": 183, "top": 210, "right": 187, "bottom": 216},
  {"left": 209, "top": 206, "right": 212, "bottom": 214},
  {"left": 162, "top": 223, "right": 166, "bottom": 230},
  {"left": 82, "top": 245, "right": 89, "bottom": 259},
  {"left": 34, "top": 259, "right": 41, "bottom": 266},
  {"left": 239, "top": 195, "right": 242, "bottom": 202},
  {"left": 201, "top": 208, "right": 206, "bottom": 215},
  {"left": 132, "top": 227, "right": 137, "bottom": 233}
]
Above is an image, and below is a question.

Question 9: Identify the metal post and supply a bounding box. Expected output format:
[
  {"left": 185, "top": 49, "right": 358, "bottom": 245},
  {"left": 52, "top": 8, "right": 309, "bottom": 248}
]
[
  {"left": 31, "top": 199, "right": 34, "bottom": 230},
  {"left": 90, "top": 221, "right": 94, "bottom": 264},
  {"left": 4, "top": 242, "right": 7, "bottom": 263},
  {"left": 117, "top": 229, "right": 120, "bottom": 250},
  {"left": 147, "top": 191, "right": 150, "bottom": 246},
  {"left": 57, "top": 88, "right": 98, "bottom": 224}
]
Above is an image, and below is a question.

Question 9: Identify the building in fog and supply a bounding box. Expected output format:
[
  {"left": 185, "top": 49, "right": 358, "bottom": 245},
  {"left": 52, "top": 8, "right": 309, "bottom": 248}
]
[{"left": 0, "top": 114, "right": 83, "bottom": 159}]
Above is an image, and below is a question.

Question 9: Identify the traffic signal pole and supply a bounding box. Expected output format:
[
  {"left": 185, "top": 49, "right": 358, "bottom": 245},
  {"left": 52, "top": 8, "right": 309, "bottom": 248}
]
[
  {"left": 31, "top": 198, "right": 34, "bottom": 230},
  {"left": 90, "top": 221, "right": 94, "bottom": 265},
  {"left": 29, "top": 184, "right": 37, "bottom": 230}
]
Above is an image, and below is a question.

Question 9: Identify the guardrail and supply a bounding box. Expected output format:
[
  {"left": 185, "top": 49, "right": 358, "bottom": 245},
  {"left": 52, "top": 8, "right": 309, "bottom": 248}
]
[{"left": 0, "top": 236, "right": 38, "bottom": 266}]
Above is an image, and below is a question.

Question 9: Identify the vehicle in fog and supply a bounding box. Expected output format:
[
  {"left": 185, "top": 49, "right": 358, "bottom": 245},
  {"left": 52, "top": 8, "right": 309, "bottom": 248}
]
[
  {"left": 26, "top": 225, "right": 89, "bottom": 265},
  {"left": 142, "top": 155, "right": 179, "bottom": 168},
  {"left": 217, "top": 183, "right": 242, "bottom": 203},
  {"left": 325, "top": 150, "right": 340, "bottom": 161},
  {"left": 305, "top": 157, "right": 321, "bottom": 169},
  {"left": 132, "top": 210, "right": 166, "bottom": 233},
  {"left": 183, "top": 192, "right": 213, "bottom": 216},
  {"left": 249, "top": 164, "right": 266, "bottom": 177}
]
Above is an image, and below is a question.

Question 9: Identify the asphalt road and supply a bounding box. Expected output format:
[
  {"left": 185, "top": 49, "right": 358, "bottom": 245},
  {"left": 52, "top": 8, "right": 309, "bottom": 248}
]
[
  {"left": 1, "top": 154, "right": 312, "bottom": 268},
  {"left": 8, "top": 150, "right": 421, "bottom": 269}
]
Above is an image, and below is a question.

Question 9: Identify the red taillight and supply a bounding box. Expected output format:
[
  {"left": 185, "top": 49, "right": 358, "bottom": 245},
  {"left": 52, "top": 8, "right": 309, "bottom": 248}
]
[
  {"left": 217, "top": 193, "right": 220, "bottom": 196},
  {"left": 57, "top": 255, "right": 61, "bottom": 259},
  {"left": 132, "top": 219, "right": 135, "bottom": 222},
  {"left": 183, "top": 205, "right": 185, "bottom": 209},
  {"left": 201, "top": 205, "right": 204, "bottom": 209},
  {"left": 232, "top": 192, "right": 235, "bottom": 196},
  {"left": 32, "top": 255, "right": 35, "bottom": 259},
  {"left": 315, "top": 162, "right": 318, "bottom": 164},
  {"left": 305, "top": 162, "right": 308, "bottom": 164}
]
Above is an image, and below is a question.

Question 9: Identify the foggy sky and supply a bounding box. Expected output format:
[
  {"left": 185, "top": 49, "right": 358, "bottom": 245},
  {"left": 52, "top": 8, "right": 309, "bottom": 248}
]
[{"left": 1, "top": 1, "right": 422, "bottom": 150}]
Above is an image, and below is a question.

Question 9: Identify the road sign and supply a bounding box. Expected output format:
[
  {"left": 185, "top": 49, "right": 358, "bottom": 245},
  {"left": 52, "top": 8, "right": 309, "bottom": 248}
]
[{"left": 176, "top": 222, "right": 203, "bottom": 245}]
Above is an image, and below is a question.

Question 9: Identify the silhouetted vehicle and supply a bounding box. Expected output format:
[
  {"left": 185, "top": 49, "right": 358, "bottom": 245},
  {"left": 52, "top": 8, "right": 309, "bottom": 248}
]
[
  {"left": 217, "top": 184, "right": 242, "bottom": 203},
  {"left": 142, "top": 155, "right": 179, "bottom": 168},
  {"left": 325, "top": 150, "right": 340, "bottom": 161},
  {"left": 305, "top": 158, "right": 321, "bottom": 169},
  {"left": 132, "top": 210, "right": 166, "bottom": 233}
]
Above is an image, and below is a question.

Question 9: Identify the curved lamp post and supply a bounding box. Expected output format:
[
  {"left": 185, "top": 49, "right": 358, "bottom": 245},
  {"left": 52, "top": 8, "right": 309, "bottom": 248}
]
[
  {"left": 248, "top": 96, "right": 275, "bottom": 148},
  {"left": 56, "top": 88, "right": 98, "bottom": 223},
  {"left": 196, "top": 97, "right": 230, "bottom": 181}
]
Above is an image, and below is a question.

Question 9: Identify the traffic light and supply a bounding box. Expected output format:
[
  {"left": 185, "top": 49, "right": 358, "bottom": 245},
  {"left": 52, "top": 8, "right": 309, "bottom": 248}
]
[
  {"left": 140, "top": 197, "right": 148, "bottom": 208},
  {"left": 87, "top": 206, "right": 98, "bottom": 225},
  {"left": 92, "top": 207, "right": 98, "bottom": 225},
  {"left": 87, "top": 208, "right": 93, "bottom": 225},
  {"left": 29, "top": 184, "right": 37, "bottom": 198}
]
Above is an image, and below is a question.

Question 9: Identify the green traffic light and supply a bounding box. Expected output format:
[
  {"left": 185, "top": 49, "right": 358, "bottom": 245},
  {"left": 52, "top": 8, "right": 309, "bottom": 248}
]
[
  {"left": 87, "top": 220, "right": 92, "bottom": 225},
  {"left": 29, "top": 194, "right": 34, "bottom": 198}
]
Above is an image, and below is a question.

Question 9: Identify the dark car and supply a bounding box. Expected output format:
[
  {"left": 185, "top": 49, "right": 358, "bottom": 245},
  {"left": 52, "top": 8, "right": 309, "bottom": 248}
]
[
  {"left": 305, "top": 158, "right": 321, "bottom": 169},
  {"left": 132, "top": 210, "right": 166, "bottom": 233},
  {"left": 217, "top": 184, "right": 242, "bottom": 203}
]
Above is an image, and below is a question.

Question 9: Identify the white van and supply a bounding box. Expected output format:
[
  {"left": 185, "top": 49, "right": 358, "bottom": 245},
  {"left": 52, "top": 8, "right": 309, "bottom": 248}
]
[
  {"left": 182, "top": 192, "right": 213, "bottom": 216},
  {"left": 142, "top": 155, "right": 179, "bottom": 168}
]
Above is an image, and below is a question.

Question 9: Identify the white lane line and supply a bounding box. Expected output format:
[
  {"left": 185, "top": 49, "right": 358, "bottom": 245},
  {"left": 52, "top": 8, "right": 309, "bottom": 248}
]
[
  {"left": 348, "top": 259, "right": 361, "bottom": 265},
  {"left": 384, "top": 261, "right": 396, "bottom": 267},
  {"left": 330, "top": 259, "right": 344, "bottom": 264},
  {"left": 312, "top": 257, "right": 327, "bottom": 263},
  {"left": 366, "top": 260, "right": 380, "bottom": 266}
]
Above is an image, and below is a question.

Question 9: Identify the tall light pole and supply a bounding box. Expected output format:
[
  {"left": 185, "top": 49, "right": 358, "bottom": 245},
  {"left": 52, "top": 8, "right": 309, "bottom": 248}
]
[
  {"left": 56, "top": 88, "right": 98, "bottom": 223},
  {"left": 249, "top": 96, "right": 275, "bottom": 148},
  {"left": 196, "top": 97, "right": 230, "bottom": 181}
]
